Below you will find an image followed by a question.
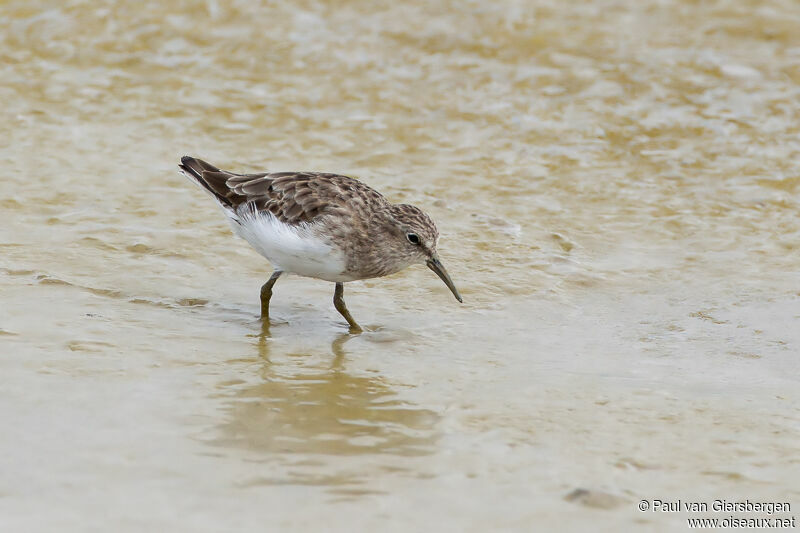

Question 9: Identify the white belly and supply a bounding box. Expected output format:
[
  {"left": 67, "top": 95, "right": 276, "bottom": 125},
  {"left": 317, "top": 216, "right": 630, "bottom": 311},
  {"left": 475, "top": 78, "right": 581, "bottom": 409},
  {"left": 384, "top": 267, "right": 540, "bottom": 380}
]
[{"left": 229, "top": 208, "right": 349, "bottom": 282}]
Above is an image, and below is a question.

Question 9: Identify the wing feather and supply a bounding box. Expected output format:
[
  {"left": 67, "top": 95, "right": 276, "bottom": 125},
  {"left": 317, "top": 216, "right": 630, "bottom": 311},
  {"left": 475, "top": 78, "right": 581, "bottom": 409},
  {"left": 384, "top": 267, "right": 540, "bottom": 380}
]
[{"left": 180, "top": 156, "right": 387, "bottom": 226}]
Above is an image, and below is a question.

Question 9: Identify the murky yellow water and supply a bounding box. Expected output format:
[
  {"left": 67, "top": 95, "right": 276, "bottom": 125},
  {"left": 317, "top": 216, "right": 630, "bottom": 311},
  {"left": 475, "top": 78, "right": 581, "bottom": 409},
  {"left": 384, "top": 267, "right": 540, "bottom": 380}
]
[{"left": 2, "top": 0, "right": 799, "bottom": 530}]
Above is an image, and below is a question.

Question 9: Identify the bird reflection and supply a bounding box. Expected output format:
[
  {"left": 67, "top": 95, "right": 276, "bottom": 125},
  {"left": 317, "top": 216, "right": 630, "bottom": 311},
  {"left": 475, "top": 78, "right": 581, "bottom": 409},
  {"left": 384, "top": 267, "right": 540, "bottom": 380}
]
[{"left": 210, "top": 321, "right": 439, "bottom": 459}]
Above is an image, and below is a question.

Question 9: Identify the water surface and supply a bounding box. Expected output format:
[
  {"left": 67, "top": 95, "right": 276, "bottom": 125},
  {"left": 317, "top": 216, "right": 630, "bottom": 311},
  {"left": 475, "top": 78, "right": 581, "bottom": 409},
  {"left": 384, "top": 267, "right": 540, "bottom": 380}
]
[{"left": 1, "top": 0, "right": 799, "bottom": 531}]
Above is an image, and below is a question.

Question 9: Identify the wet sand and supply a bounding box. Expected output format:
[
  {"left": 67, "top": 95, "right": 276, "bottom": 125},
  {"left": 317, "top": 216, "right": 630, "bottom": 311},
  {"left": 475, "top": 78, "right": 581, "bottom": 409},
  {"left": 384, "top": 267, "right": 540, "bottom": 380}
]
[{"left": 1, "top": 0, "right": 799, "bottom": 531}]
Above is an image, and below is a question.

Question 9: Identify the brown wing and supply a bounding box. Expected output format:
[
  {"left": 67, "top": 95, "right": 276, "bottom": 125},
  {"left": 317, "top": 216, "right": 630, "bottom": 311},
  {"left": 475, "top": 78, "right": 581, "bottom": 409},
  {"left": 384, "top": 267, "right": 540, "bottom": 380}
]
[{"left": 180, "top": 156, "right": 385, "bottom": 225}]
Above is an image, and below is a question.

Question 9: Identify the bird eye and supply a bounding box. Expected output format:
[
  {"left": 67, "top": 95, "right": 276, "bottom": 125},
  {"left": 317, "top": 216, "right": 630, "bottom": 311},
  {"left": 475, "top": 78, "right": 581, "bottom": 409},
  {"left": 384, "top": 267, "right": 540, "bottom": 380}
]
[{"left": 406, "top": 233, "right": 420, "bottom": 245}]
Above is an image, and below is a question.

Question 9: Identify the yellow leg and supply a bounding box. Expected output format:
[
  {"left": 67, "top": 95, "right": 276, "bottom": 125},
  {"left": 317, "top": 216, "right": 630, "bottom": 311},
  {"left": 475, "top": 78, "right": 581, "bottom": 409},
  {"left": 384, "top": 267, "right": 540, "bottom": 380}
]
[
  {"left": 260, "top": 270, "right": 282, "bottom": 319},
  {"left": 333, "top": 282, "right": 362, "bottom": 333}
]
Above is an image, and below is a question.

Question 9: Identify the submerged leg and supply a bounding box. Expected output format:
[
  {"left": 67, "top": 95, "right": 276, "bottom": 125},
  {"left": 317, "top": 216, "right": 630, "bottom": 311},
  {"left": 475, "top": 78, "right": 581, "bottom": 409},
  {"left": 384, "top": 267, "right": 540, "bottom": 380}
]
[
  {"left": 333, "top": 282, "right": 362, "bottom": 333},
  {"left": 260, "top": 270, "right": 283, "bottom": 319}
]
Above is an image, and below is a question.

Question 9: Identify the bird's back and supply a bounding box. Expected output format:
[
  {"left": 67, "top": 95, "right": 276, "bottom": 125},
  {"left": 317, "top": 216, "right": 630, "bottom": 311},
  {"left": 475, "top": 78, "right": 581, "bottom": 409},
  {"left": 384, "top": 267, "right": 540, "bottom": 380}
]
[{"left": 180, "top": 156, "right": 387, "bottom": 225}]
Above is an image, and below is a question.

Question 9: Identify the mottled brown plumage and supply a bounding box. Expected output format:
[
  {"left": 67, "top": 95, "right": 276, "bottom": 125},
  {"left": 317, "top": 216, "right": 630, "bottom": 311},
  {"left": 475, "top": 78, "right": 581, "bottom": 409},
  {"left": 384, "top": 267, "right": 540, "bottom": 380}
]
[
  {"left": 180, "top": 156, "right": 381, "bottom": 226},
  {"left": 179, "top": 156, "right": 462, "bottom": 331}
]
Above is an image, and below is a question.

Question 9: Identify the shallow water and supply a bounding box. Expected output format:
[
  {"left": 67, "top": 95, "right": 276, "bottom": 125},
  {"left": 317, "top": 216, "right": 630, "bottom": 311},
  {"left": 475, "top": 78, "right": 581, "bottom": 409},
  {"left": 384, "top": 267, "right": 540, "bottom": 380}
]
[{"left": 1, "top": 0, "right": 799, "bottom": 531}]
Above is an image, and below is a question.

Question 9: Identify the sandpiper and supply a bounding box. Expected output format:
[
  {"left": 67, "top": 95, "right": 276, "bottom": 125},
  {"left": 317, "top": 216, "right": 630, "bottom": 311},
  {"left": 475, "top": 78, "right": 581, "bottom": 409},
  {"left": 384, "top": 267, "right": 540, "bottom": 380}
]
[{"left": 179, "top": 156, "right": 462, "bottom": 332}]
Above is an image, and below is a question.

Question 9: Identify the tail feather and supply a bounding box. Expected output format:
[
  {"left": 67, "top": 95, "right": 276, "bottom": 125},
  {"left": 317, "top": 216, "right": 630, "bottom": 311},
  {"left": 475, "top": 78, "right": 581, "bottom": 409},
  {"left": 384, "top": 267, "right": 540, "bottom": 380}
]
[
  {"left": 179, "top": 156, "right": 241, "bottom": 208},
  {"left": 179, "top": 155, "right": 220, "bottom": 177}
]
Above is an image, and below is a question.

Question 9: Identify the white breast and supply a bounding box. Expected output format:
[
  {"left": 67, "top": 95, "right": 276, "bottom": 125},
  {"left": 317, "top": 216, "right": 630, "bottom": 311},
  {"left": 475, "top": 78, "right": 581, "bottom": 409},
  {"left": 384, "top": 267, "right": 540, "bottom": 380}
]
[{"left": 228, "top": 207, "right": 349, "bottom": 282}]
